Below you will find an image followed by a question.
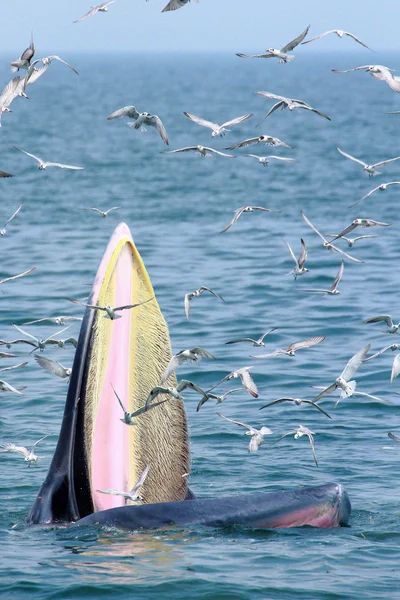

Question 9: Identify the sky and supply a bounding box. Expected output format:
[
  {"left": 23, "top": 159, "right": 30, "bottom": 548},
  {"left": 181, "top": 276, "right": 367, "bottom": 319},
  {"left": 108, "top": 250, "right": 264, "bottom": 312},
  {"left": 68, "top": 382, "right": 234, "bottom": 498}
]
[{"left": 0, "top": 0, "right": 399, "bottom": 54}]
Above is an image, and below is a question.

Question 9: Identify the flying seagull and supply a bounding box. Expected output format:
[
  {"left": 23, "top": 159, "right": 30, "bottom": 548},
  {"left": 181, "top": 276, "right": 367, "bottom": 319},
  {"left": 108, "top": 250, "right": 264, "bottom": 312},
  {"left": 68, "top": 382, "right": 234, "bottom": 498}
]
[
  {"left": 13, "top": 146, "right": 84, "bottom": 171},
  {"left": 363, "top": 344, "right": 400, "bottom": 383},
  {"left": 255, "top": 92, "right": 331, "bottom": 121},
  {"left": 0, "top": 434, "right": 49, "bottom": 465},
  {"left": 221, "top": 206, "right": 279, "bottom": 233},
  {"left": 0, "top": 77, "right": 29, "bottom": 126},
  {"left": 303, "top": 261, "right": 344, "bottom": 295},
  {"left": 25, "top": 57, "right": 79, "bottom": 87},
  {"left": 109, "top": 107, "right": 169, "bottom": 144},
  {"left": 0, "top": 267, "right": 36, "bottom": 289},
  {"left": 332, "top": 65, "right": 400, "bottom": 93},
  {"left": 161, "top": 347, "right": 215, "bottom": 383},
  {"left": 301, "top": 211, "right": 363, "bottom": 264},
  {"left": 225, "top": 328, "right": 278, "bottom": 347},
  {"left": 324, "top": 234, "right": 379, "bottom": 247},
  {"left": 0, "top": 204, "right": 22, "bottom": 236},
  {"left": 112, "top": 385, "right": 166, "bottom": 425},
  {"left": 184, "top": 286, "right": 224, "bottom": 319},
  {"left": 35, "top": 355, "right": 71, "bottom": 379},
  {"left": 207, "top": 366, "right": 258, "bottom": 398},
  {"left": 226, "top": 135, "right": 291, "bottom": 150},
  {"left": 79, "top": 207, "right": 120, "bottom": 217},
  {"left": 162, "top": 0, "right": 199, "bottom": 12},
  {"left": 0, "top": 169, "right": 12, "bottom": 178},
  {"left": 274, "top": 425, "right": 318, "bottom": 466},
  {"left": 285, "top": 238, "right": 308, "bottom": 278},
  {"left": 145, "top": 380, "right": 206, "bottom": 410},
  {"left": 10, "top": 32, "right": 34, "bottom": 72},
  {"left": 183, "top": 112, "right": 253, "bottom": 137},
  {"left": 67, "top": 296, "right": 154, "bottom": 320},
  {"left": 245, "top": 154, "right": 296, "bottom": 167},
  {"left": 313, "top": 345, "right": 370, "bottom": 403},
  {"left": 161, "top": 145, "right": 235, "bottom": 158},
  {"left": 0, "top": 379, "right": 26, "bottom": 395},
  {"left": 251, "top": 336, "right": 325, "bottom": 359},
  {"left": 217, "top": 413, "right": 272, "bottom": 453},
  {"left": 97, "top": 465, "right": 150, "bottom": 503},
  {"left": 259, "top": 397, "right": 331, "bottom": 418},
  {"left": 22, "top": 316, "right": 82, "bottom": 326},
  {"left": 350, "top": 182, "right": 400, "bottom": 207},
  {"left": 12, "top": 324, "right": 72, "bottom": 352},
  {"left": 301, "top": 30, "right": 370, "bottom": 49},
  {"left": 364, "top": 315, "right": 400, "bottom": 334},
  {"left": 74, "top": 1, "right": 116, "bottom": 23},
  {"left": 196, "top": 388, "right": 243, "bottom": 412},
  {"left": 330, "top": 219, "right": 390, "bottom": 242},
  {"left": 337, "top": 147, "right": 400, "bottom": 177},
  {"left": 237, "top": 24, "right": 310, "bottom": 63}
]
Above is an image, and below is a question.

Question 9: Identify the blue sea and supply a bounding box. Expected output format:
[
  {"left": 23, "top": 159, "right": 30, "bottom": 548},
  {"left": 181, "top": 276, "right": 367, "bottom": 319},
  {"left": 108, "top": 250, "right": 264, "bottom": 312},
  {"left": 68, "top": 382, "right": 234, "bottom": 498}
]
[{"left": 1, "top": 51, "right": 400, "bottom": 599}]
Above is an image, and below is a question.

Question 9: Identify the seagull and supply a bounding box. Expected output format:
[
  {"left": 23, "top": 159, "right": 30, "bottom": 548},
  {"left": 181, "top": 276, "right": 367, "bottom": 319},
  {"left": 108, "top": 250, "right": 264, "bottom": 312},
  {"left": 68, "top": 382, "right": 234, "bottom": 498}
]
[
  {"left": 388, "top": 432, "right": 400, "bottom": 443},
  {"left": 332, "top": 65, "right": 400, "bottom": 93},
  {"left": 337, "top": 147, "right": 400, "bottom": 177},
  {"left": 112, "top": 385, "right": 166, "bottom": 425},
  {"left": 161, "top": 146, "right": 235, "bottom": 158},
  {"left": 0, "top": 362, "right": 28, "bottom": 373},
  {"left": 245, "top": 154, "right": 296, "bottom": 167},
  {"left": 285, "top": 238, "right": 308, "bottom": 278},
  {"left": 324, "top": 234, "right": 379, "bottom": 247},
  {"left": 145, "top": 379, "right": 206, "bottom": 410},
  {"left": 330, "top": 219, "right": 390, "bottom": 242},
  {"left": 217, "top": 413, "right": 272, "bottom": 453},
  {"left": 0, "top": 352, "right": 17, "bottom": 358},
  {"left": 107, "top": 106, "right": 140, "bottom": 120},
  {"left": 221, "top": 206, "right": 279, "bottom": 233},
  {"left": 364, "top": 315, "right": 400, "bottom": 334},
  {"left": 255, "top": 92, "right": 331, "bottom": 121},
  {"left": 183, "top": 112, "right": 253, "bottom": 137},
  {"left": 0, "top": 204, "right": 22, "bottom": 236},
  {"left": 161, "top": 347, "right": 215, "bottom": 383},
  {"left": 79, "top": 207, "right": 120, "bottom": 217},
  {"left": 259, "top": 397, "right": 331, "bottom": 418},
  {"left": 13, "top": 146, "right": 84, "bottom": 171},
  {"left": 301, "top": 30, "right": 370, "bottom": 49},
  {"left": 74, "top": 1, "right": 116, "bottom": 23},
  {"left": 0, "top": 77, "right": 29, "bottom": 126},
  {"left": 274, "top": 425, "right": 318, "bottom": 466},
  {"left": 35, "top": 355, "right": 71, "bottom": 379},
  {"left": 251, "top": 336, "right": 325, "bottom": 359},
  {"left": 25, "top": 56, "right": 79, "bottom": 86},
  {"left": 303, "top": 261, "right": 344, "bottom": 295},
  {"left": 184, "top": 286, "right": 224, "bottom": 320},
  {"left": 225, "top": 328, "right": 278, "bottom": 347},
  {"left": 0, "top": 379, "right": 26, "bottom": 395},
  {"left": 312, "top": 385, "right": 387, "bottom": 406},
  {"left": 127, "top": 112, "right": 169, "bottom": 145},
  {"left": 162, "top": 0, "right": 199, "bottom": 12},
  {"left": 313, "top": 345, "right": 370, "bottom": 403},
  {"left": 236, "top": 24, "right": 310, "bottom": 63},
  {"left": 67, "top": 296, "right": 154, "bottom": 320},
  {"left": 301, "top": 211, "right": 363, "bottom": 264},
  {"left": 10, "top": 32, "right": 34, "bottom": 72},
  {"left": 97, "top": 465, "right": 150, "bottom": 504},
  {"left": 0, "top": 169, "right": 12, "bottom": 178},
  {"left": 196, "top": 388, "right": 243, "bottom": 412},
  {"left": 12, "top": 324, "right": 72, "bottom": 352},
  {"left": 22, "top": 316, "right": 82, "bottom": 326},
  {"left": 0, "top": 434, "right": 49, "bottom": 465},
  {"left": 51, "top": 336, "right": 78, "bottom": 349},
  {"left": 226, "top": 135, "right": 291, "bottom": 150},
  {"left": 350, "top": 182, "right": 400, "bottom": 207},
  {"left": 363, "top": 344, "right": 400, "bottom": 383},
  {"left": 0, "top": 267, "right": 36, "bottom": 289},
  {"left": 207, "top": 366, "right": 258, "bottom": 398}
]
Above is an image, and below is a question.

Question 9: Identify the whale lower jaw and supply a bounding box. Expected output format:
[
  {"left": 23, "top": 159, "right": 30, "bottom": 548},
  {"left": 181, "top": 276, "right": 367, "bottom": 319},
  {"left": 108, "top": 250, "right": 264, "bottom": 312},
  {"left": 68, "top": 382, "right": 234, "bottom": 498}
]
[{"left": 75, "top": 483, "right": 351, "bottom": 530}]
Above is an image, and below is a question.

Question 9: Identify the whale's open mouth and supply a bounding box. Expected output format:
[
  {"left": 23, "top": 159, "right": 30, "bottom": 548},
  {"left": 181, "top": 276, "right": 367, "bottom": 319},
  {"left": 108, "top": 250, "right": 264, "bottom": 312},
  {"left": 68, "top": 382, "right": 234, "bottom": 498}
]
[{"left": 28, "top": 223, "right": 190, "bottom": 524}]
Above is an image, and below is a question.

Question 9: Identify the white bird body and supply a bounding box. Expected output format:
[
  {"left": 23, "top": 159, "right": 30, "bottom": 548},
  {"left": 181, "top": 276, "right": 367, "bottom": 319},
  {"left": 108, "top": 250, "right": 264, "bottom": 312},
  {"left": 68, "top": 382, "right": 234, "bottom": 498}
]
[
  {"left": 237, "top": 25, "right": 310, "bottom": 63},
  {"left": 226, "top": 135, "right": 291, "bottom": 150},
  {"left": 14, "top": 146, "right": 84, "bottom": 171},
  {"left": 208, "top": 366, "right": 258, "bottom": 398},
  {"left": 217, "top": 413, "right": 272, "bottom": 453},
  {"left": 286, "top": 238, "right": 308, "bottom": 278},
  {"left": 74, "top": 1, "right": 116, "bottom": 23},
  {"left": 184, "top": 286, "right": 224, "bottom": 319},
  {"left": 0, "top": 434, "right": 49, "bottom": 465},
  {"left": 97, "top": 465, "right": 150, "bottom": 503},
  {"left": 161, "top": 347, "right": 215, "bottom": 383},
  {"left": 162, "top": 145, "right": 235, "bottom": 158},
  {"left": 245, "top": 154, "right": 296, "bottom": 167},
  {"left": 183, "top": 112, "right": 253, "bottom": 137}
]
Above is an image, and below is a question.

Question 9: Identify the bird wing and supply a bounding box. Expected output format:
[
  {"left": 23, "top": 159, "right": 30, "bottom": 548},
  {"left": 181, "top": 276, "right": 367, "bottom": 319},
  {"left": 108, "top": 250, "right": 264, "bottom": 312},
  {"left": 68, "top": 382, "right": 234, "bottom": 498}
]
[
  {"left": 337, "top": 147, "right": 367, "bottom": 168},
  {"left": 217, "top": 412, "right": 252, "bottom": 431},
  {"left": 221, "top": 113, "right": 253, "bottom": 128},
  {"left": 220, "top": 207, "right": 245, "bottom": 233},
  {"left": 198, "top": 286, "right": 225, "bottom": 301},
  {"left": 373, "top": 156, "right": 400, "bottom": 169},
  {"left": 203, "top": 147, "right": 235, "bottom": 158},
  {"left": 226, "top": 338, "right": 256, "bottom": 345},
  {"left": 259, "top": 398, "right": 292, "bottom": 409},
  {"left": 263, "top": 101, "right": 286, "bottom": 119},
  {"left": 301, "top": 31, "right": 332, "bottom": 45},
  {"left": 313, "top": 382, "right": 337, "bottom": 403},
  {"left": 79, "top": 207, "right": 103, "bottom": 214},
  {"left": 178, "top": 380, "right": 206, "bottom": 395},
  {"left": 364, "top": 315, "right": 394, "bottom": 328},
  {"left": 97, "top": 488, "right": 122, "bottom": 496},
  {"left": 35, "top": 355, "right": 69, "bottom": 378},
  {"left": 45, "top": 55, "right": 79, "bottom": 74},
  {"left": 145, "top": 115, "right": 169, "bottom": 145},
  {"left": 31, "top": 434, "right": 50, "bottom": 450},
  {"left": 364, "top": 345, "right": 396, "bottom": 362},
  {"left": 74, "top": 6, "right": 100, "bottom": 22},
  {"left": 104, "top": 207, "right": 120, "bottom": 214},
  {"left": 130, "top": 399, "right": 167, "bottom": 417},
  {"left": 0, "top": 170, "right": 12, "bottom": 178},
  {"left": 25, "top": 65, "right": 49, "bottom": 86},
  {"left": 298, "top": 104, "right": 331, "bottom": 120},
  {"left": 350, "top": 185, "right": 382, "bottom": 207},
  {"left": 344, "top": 32, "right": 371, "bottom": 49},
  {"left": 145, "top": 387, "right": 168, "bottom": 409},
  {"left": 391, "top": 354, "right": 400, "bottom": 383},
  {"left": 298, "top": 238, "right": 307, "bottom": 268},
  {"left": 67, "top": 298, "right": 100, "bottom": 310},
  {"left": 183, "top": 112, "right": 218, "bottom": 131},
  {"left": 236, "top": 52, "right": 274, "bottom": 59},
  {"left": 250, "top": 351, "right": 279, "bottom": 359},
  {"left": 331, "top": 222, "right": 358, "bottom": 241},
  {"left": 306, "top": 431, "right": 318, "bottom": 466},
  {"left": 332, "top": 66, "right": 371, "bottom": 74},
  {"left": 184, "top": 294, "right": 191, "bottom": 319},
  {"left": 190, "top": 347, "right": 215, "bottom": 359},
  {"left": 305, "top": 401, "right": 332, "bottom": 419},
  {"left": 130, "top": 465, "right": 150, "bottom": 495},
  {"left": 301, "top": 211, "right": 327, "bottom": 242},
  {"left": 389, "top": 432, "right": 400, "bottom": 443},
  {"left": 0, "top": 443, "right": 29, "bottom": 457},
  {"left": 329, "top": 242, "right": 364, "bottom": 264},
  {"left": 239, "top": 369, "right": 258, "bottom": 397},
  {"left": 259, "top": 328, "right": 278, "bottom": 343},
  {"left": 330, "top": 260, "right": 344, "bottom": 292},
  {"left": 4, "top": 204, "right": 22, "bottom": 228},
  {"left": 45, "top": 162, "right": 84, "bottom": 170},
  {"left": 341, "top": 344, "right": 371, "bottom": 381},
  {"left": 287, "top": 336, "right": 326, "bottom": 353},
  {"left": 162, "top": 0, "right": 189, "bottom": 12},
  {"left": 111, "top": 385, "right": 128, "bottom": 413},
  {"left": 281, "top": 24, "right": 311, "bottom": 52},
  {"left": 161, "top": 147, "right": 198, "bottom": 154},
  {"left": 267, "top": 156, "right": 296, "bottom": 162},
  {"left": 226, "top": 138, "right": 258, "bottom": 150},
  {"left": 0, "top": 362, "right": 29, "bottom": 373},
  {"left": 13, "top": 146, "right": 43, "bottom": 165},
  {"left": 114, "top": 297, "right": 154, "bottom": 311},
  {"left": 44, "top": 325, "right": 71, "bottom": 344},
  {"left": 161, "top": 355, "right": 182, "bottom": 383},
  {"left": 12, "top": 324, "right": 38, "bottom": 343},
  {"left": 107, "top": 106, "right": 139, "bottom": 120},
  {"left": 0, "top": 267, "right": 36, "bottom": 285}
]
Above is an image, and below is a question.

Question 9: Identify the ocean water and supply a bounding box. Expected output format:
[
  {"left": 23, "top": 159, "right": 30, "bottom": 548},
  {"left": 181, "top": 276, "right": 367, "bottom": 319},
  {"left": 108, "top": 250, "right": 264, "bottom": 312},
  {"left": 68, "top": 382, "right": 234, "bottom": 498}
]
[{"left": 1, "top": 52, "right": 400, "bottom": 599}]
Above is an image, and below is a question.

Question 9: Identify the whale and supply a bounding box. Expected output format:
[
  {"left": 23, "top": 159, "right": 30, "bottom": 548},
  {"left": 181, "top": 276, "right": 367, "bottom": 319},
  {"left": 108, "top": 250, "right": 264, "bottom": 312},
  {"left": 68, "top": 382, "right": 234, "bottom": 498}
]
[{"left": 28, "top": 222, "right": 351, "bottom": 529}]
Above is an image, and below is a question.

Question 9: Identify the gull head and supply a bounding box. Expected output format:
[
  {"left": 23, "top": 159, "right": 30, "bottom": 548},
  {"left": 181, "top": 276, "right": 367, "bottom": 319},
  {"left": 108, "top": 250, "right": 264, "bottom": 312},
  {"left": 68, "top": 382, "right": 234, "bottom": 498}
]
[
  {"left": 267, "top": 48, "right": 278, "bottom": 54},
  {"left": 38, "top": 164, "right": 46, "bottom": 170},
  {"left": 25, "top": 454, "right": 38, "bottom": 464},
  {"left": 336, "top": 30, "right": 344, "bottom": 37},
  {"left": 0, "top": 229, "right": 6, "bottom": 236}
]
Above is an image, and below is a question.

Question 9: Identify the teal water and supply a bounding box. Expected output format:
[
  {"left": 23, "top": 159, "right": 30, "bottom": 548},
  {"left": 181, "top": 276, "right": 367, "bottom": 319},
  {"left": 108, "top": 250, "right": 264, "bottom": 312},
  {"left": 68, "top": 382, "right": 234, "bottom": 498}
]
[{"left": 1, "top": 52, "right": 400, "bottom": 599}]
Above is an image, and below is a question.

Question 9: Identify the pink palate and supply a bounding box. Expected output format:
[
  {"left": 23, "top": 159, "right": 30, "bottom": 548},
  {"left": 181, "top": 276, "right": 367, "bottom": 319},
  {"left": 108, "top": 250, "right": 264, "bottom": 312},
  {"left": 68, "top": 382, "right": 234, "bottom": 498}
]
[{"left": 256, "top": 504, "right": 340, "bottom": 528}]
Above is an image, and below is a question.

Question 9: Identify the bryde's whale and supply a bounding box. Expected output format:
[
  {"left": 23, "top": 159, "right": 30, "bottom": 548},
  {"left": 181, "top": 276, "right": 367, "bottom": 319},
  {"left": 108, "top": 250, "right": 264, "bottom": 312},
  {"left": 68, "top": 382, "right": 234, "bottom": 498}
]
[{"left": 28, "top": 223, "right": 351, "bottom": 529}]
